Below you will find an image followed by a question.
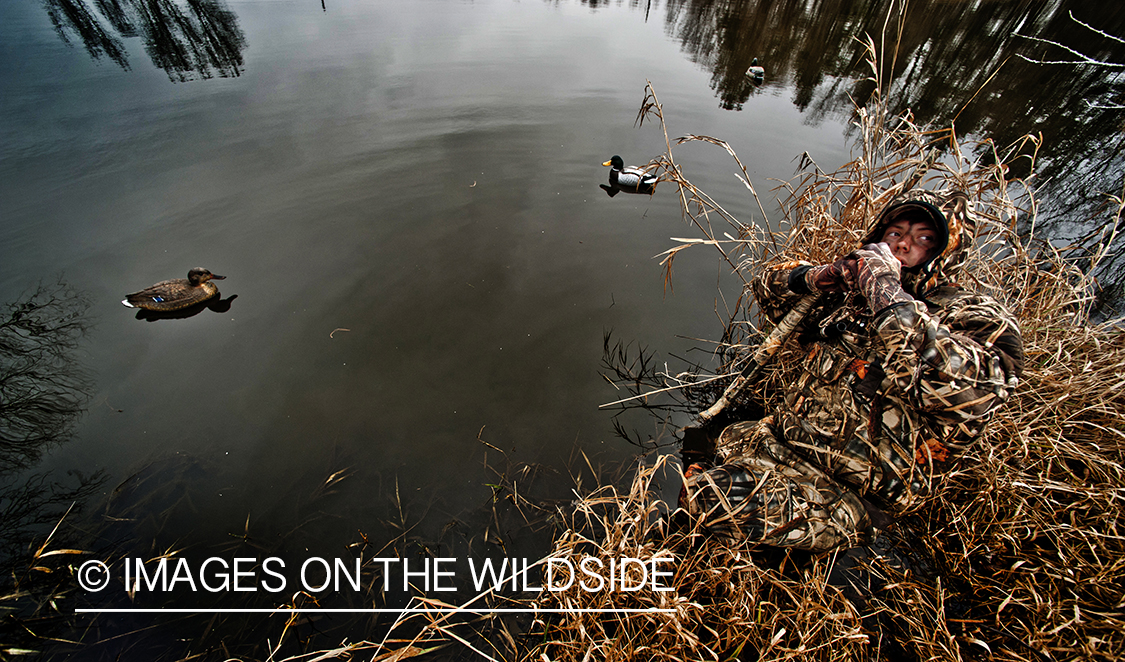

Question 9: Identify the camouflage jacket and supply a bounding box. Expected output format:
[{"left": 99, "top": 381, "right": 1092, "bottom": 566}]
[{"left": 751, "top": 265, "right": 1023, "bottom": 512}]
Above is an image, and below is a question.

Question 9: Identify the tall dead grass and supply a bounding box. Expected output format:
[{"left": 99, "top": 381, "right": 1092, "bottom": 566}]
[
  {"left": 518, "top": 39, "right": 1125, "bottom": 662},
  {"left": 253, "top": 43, "right": 1124, "bottom": 662}
]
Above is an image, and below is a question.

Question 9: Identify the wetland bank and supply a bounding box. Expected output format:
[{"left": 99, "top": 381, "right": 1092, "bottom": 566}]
[{"left": 2, "top": 0, "right": 1124, "bottom": 659}]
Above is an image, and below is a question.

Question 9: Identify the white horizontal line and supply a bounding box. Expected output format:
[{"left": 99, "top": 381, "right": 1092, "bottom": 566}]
[{"left": 76, "top": 608, "right": 675, "bottom": 614}]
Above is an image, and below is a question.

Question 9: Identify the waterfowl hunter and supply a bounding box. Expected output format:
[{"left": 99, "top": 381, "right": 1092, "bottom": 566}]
[
  {"left": 122, "top": 268, "right": 226, "bottom": 311},
  {"left": 602, "top": 155, "right": 658, "bottom": 196}
]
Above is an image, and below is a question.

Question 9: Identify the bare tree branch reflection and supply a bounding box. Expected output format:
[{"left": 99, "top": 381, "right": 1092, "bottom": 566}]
[
  {"left": 45, "top": 0, "right": 131, "bottom": 69},
  {"left": 0, "top": 280, "right": 94, "bottom": 474},
  {"left": 1015, "top": 9, "right": 1125, "bottom": 68},
  {"left": 0, "top": 281, "right": 104, "bottom": 654},
  {"left": 656, "top": 0, "right": 1125, "bottom": 317},
  {"left": 43, "top": 0, "right": 246, "bottom": 81}
]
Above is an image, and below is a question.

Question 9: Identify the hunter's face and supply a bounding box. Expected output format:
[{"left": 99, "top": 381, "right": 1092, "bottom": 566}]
[{"left": 881, "top": 219, "right": 938, "bottom": 268}]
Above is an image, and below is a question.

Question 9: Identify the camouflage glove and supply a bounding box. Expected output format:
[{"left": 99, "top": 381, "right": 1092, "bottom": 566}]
[
  {"left": 803, "top": 256, "right": 860, "bottom": 292},
  {"left": 855, "top": 242, "right": 912, "bottom": 312}
]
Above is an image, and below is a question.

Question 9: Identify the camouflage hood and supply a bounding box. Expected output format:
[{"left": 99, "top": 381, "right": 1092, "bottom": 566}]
[{"left": 862, "top": 190, "right": 973, "bottom": 298}]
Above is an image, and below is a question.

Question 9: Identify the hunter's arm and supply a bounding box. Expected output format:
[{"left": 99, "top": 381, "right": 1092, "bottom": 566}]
[
  {"left": 751, "top": 261, "right": 815, "bottom": 324},
  {"left": 872, "top": 293, "right": 1023, "bottom": 426}
]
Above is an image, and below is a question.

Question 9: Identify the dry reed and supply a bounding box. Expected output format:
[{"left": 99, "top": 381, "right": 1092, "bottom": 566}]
[
  {"left": 516, "top": 39, "right": 1125, "bottom": 662},
  {"left": 223, "top": 36, "right": 1125, "bottom": 661}
]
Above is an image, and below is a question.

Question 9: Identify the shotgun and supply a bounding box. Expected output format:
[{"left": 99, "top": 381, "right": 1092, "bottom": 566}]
[
  {"left": 693, "top": 292, "right": 821, "bottom": 426},
  {"left": 684, "top": 148, "right": 937, "bottom": 434}
]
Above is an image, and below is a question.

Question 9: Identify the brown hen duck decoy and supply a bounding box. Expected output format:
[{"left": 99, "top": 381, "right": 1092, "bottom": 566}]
[{"left": 122, "top": 268, "right": 226, "bottom": 311}]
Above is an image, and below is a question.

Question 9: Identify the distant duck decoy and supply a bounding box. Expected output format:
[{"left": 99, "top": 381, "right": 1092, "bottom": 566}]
[
  {"left": 601, "top": 155, "right": 658, "bottom": 197},
  {"left": 746, "top": 58, "right": 765, "bottom": 78},
  {"left": 122, "top": 267, "right": 226, "bottom": 311}
]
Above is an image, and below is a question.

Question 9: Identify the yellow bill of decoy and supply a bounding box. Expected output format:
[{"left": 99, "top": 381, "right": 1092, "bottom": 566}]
[{"left": 602, "top": 155, "right": 657, "bottom": 197}]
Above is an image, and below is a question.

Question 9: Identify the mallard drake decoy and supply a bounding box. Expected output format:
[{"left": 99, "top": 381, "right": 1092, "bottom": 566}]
[
  {"left": 602, "top": 155, "right": 658, "bottom": 197},
  {"left": 746, "top": 58, "right": 765, "bottom": 78},
  {"left": 122, "top": 267, "right": 226, "bottom": 311}
]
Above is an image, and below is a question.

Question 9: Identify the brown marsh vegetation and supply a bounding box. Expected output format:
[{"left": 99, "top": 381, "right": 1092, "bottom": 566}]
[
  {"left": 513, "top": 43, "right": 1125, "bottom": 661},
  {"left": 272, "top": 43, "right": 1125, "bottom": 661}
]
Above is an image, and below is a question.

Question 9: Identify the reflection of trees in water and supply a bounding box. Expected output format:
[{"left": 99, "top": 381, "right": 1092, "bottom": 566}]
[
  {"left": 44, "top": 0, "right": 246, "bottom": 81},
  {"left": 0, "top": 280, "right": 100, "bottom": 533},
  {"left": 0, "top": 282, "right": 103, "bottom": 650},
  {"left": 0, "top": 281, "right": 94, "bottom": 472},
  {"left": 661, "top": 0, "right": 1125, "bottom": 317}
]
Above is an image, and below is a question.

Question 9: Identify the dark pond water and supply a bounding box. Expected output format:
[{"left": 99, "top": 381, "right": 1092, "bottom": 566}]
[{"left": 2, "top": 0, "right": 1123, "bottom": 658}]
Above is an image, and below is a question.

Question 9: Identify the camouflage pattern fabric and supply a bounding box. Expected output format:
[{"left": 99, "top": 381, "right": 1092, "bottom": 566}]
[
  {"left": 681, "top": 418, "right": 871, "bottom": 551},
  {"left": 852, "top": 242, "right": 912, "bottom": 311},
  {"left": 680, "top": 191, "right": 1024, "bottom": 552},
  {"left": 805, "top": 257, "right": 856, "bottom": 292}
]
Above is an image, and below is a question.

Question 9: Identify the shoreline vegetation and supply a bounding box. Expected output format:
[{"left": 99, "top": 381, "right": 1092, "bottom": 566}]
[
  {"left": 506, "top": 57, "right": 1125, "bottom": 660},
  {"left": 284, "top": 45, "right": 1124, "bottom": 660}
]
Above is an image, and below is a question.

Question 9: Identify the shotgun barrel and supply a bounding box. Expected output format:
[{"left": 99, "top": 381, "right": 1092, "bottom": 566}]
[
  {"left": 695, "top": 293, "right": 820, "bottom": 424},
  {"left": 689, "top": 150, "right": 936, "bottom": 428}
]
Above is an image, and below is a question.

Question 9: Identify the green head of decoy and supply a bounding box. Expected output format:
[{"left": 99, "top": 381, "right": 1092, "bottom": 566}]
[{"left": 602, "top": 155, "right": 625, "bottom": 171}]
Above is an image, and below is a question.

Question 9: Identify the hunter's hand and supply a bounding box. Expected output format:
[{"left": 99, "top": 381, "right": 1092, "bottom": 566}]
[
  {"left": 804, "top": 256, "right": 860, "bottom": 292},
  {"left": 855, "top": 242, "right": 912, "bottom": 312}
]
